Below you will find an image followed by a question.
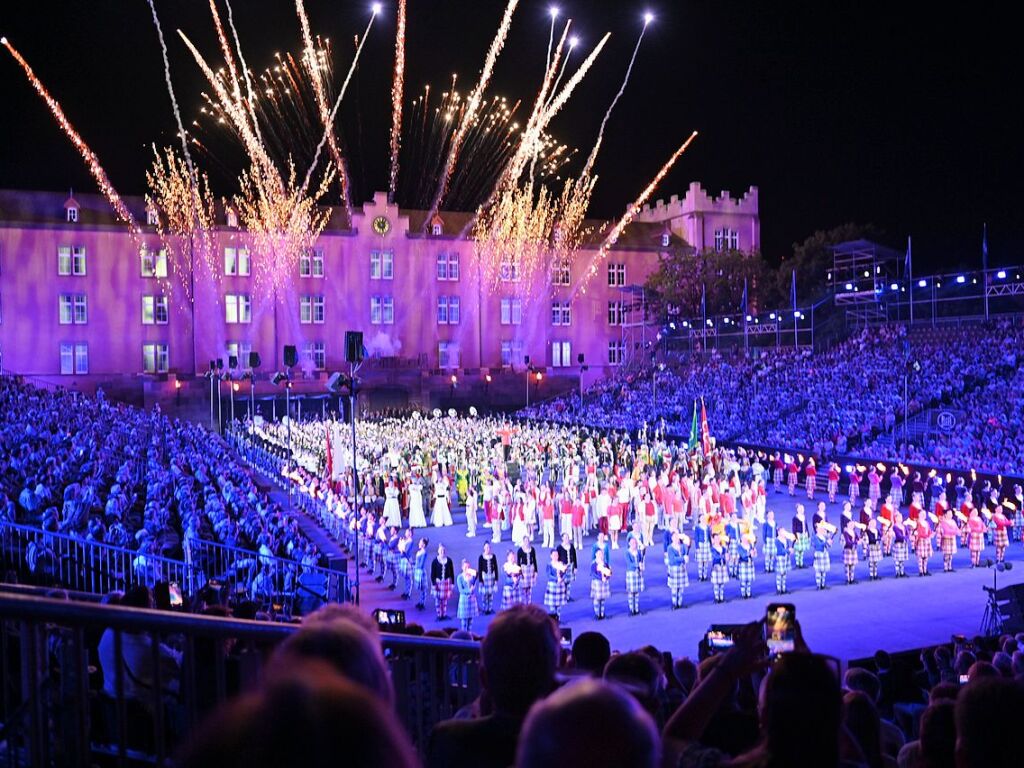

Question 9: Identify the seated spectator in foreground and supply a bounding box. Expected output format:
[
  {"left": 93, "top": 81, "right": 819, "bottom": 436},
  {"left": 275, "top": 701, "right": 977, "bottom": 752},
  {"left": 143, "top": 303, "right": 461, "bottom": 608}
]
[
  {"left": 427, "top": 605, "right": 559, "bottom": 768},
  {"left": 954, "top": 676, "right": 1024, "bottom": 768},
  {"left": 845, "top": 667, "right": 905, "bottom": 759},
  {"left": 603, "top": 651, "right": 666, "bottom": 726},
  {"left": 569, "top": 631, "right": 611, "bottom": 677},
  {"left": 897, "top": 699, "right": 955, "bottom": 768},
  {"left": 178, "top": 662, "right": 416, "bottom": 768},
  {"left": 516, "top": 678, "right": 660, "bottom": 768},
  {"left": 844, "top": 690, "right": 892, "bottom": 768}
]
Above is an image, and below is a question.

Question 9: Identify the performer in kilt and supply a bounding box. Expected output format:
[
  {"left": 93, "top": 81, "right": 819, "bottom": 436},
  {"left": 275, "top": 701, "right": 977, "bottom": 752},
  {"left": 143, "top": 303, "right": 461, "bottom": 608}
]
[
  {"left": 501, "top": 550, "right": 523, "bottom": 610},
  {"left": 1012, "top": 485, "right": 1024, "bottom": 542},
  {"left": 993, "top": 503, "right": 1012, "bottom": 563},
  {"left": 477, "top": 541, "right": 499, "bottom": 614},
  {"left": 787, "top": 455, "right": 799, "bottom": 496},
  {"left": 892, "top": 513, "right": 909, "bottom": 578},
  {"left": 761, "top": 511, "right": 778, "bottom": 573},
  {"left": 812, "top": 521, "right": 834, "bottom": 590},
  {"left": 666, "top": 531, "right": 688, "bottom": 609},
  {"left": 590, "top": 548, "right": 612, "bottom": 620},
  {"left": 792, "top": 505, "right": 809, "bottom": 568},
  {"left": 879, "top": 496, "right": 896, "bottom": 556},
  {"left": 412, "top": 537, "right": 429, "bottom": 608},
  {"left": 517, "top": 536, "right": 539, "bottom": 603},
  {"left": 849, "top": 467, "right": 863, "bottom": 505},
  {"left": 805, "top": 458, "right": 817, "bottom": 500},
  {"left": 913, "top": 514, "right": 936, "bottom": 576},
  {"left": 543, "top": 550, "right": 569, "bottom": 620},
  {"left": 774, "top": 530, "right": 793, "bottom": 594},
  {"left": 430, "top": 543, "right": 456, "bottom": 619},
  {"left": 737, "top": 534, "right": 756, "bottom": 599},
  {"left": 710, "top": 532, "right": 729, "bottom": 604},
  {"left": 725, "top": 515, "right": 740, "bottom": 578},
  {"left": 694, "top": 515, "right": 712, "bottom": 581},
  {"left": 397, "top": 529, "right": 414, "bottom": 598},
  {"left": 827, "top": 463, "right": 840, "bottom": 504},
  {"left": 385, "top": 528, "right": 400, "bottom": 589},
  {"left": 865, "top": 519, "right": 882, "bottom": 580},
  {"left": 456, "top": 559, "right": 479, "bottom": 632},
  {"left": 557, "top": 532, "right": 579, "bottom": 603},
  {"left": 937, "top": 508, "right": 961, "bottom": 573},
  {"left": 841, "top": 519, "right": 860, "bottom": 585},
  {"left": 625, "top": 536, "right": 645, "bottom": 616},
  {"left": 373, "top": 522, "right": 388, "bottom": 582},
  {"left": 772, "top": 452, "right": 784, "bottom": 493},
  {"left": 966, "top": 507, "right": 986, "bottom": 567}
]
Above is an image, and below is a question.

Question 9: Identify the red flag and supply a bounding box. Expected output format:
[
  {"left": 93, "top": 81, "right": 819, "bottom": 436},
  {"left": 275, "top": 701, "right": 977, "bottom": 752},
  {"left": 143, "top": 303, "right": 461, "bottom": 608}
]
[
  {"left": 325, "top": 423, "right": 333, "bottom": 479},
  {"left": 700, "top": 397, "right": 711, "bottom": 455}
]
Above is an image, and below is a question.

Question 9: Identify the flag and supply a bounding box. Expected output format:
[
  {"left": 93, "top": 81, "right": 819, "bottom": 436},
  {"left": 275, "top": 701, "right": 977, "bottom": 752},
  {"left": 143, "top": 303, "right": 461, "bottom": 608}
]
[
  {"left": 700, "top": 396, "right": 711, "bottom": 455},
  {"left": 688, "top": 399, "right": 699, "bottom": 450},
  {"left": 982, "top": 223, "right": 989, "bottom": 270},
  {"left": 905, "top": 236, "right": 912, "bottom": 280},
  {"left": 325, "top": 423, "right": 333, "bottom": 479}
]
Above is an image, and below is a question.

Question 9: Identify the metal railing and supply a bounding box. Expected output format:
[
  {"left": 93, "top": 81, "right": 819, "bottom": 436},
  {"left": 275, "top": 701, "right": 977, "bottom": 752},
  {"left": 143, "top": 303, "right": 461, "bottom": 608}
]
[{"left": 0, "top": 590, "right": 480, "bottom": 766}]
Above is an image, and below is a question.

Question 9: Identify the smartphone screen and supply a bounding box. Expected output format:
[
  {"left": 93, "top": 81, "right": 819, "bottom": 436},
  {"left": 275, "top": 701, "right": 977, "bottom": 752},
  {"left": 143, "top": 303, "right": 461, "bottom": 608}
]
[
  {"left": 706, "top": 629, "right": 735, "bottom": 652},
  {"left": 168, "top": 582, "right": 183, "bottom": 608},
  {"left": 766, "top": 603, "right": 796, "bottom": 655}
]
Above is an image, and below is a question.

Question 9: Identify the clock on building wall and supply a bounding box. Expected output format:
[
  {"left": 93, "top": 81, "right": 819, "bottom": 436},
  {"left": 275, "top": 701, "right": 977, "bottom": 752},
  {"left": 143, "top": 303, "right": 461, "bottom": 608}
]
[{"left": 372, "top": 215, "right": 391, "bottom": 235}]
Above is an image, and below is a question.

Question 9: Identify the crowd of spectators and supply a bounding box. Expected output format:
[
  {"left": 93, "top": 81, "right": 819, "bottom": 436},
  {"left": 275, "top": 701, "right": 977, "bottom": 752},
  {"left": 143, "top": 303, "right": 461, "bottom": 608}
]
[{"left": 522, "top": 320, "right": 1024, "bottom": 473}]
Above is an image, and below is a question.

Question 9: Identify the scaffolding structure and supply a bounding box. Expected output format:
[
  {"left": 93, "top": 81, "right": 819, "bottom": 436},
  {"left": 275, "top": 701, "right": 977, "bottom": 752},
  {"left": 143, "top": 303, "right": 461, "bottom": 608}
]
[
  {"left": 619, "top": 284, "right": 651, "bottom": 367},
  {"left": 830, "top": 239, "right": 902, "bottom": 327}
]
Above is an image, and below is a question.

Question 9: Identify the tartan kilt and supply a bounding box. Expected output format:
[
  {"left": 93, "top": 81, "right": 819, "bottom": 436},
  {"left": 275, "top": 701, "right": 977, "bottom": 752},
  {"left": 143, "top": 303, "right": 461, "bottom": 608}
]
[
  {"left": 773, "top": 468, "right": 783, "bottom": 485},
  {"left": 501, "top": 584, "right": 521, "bottom": 610},
  {"left": 544, "top": 579, "right": 567, "bottom": 611},
  {"left": 480, "top": 573, "right": 497, "bottom": 596},
  {"left": 868, "top": 544, "right": 881, "bottom": 563},
  {"left": 413, "top": 569, "right": 426, "bottom": 590},
  {"left": 827, "top": 480, "right": 838, "bottom": 495},
  {"left": 813, "top": 550, "right": 831, "bottom": 572},
  {"left": 710, "top": 563, "right": 729, "bottom": 588},
  {"left": 728, "top": 540, "right": 739, "bottom": 560},
  {"left": 775, "top": 554, "right": 790, "bottom": 574},
  {"left": 398, "top": 558, "right": 412, "bottom": 577},
  {"left": 995, "top": 528, "right": 1009, "bottom": 549},
  {"left": 520, "top": 564, "right": 537, "bottom": 591},
  {"left": 626, "top": 569, "right": 645, "bottom": 594},
  {"left": 737, "top": 559, "right": 755, "bottom": 584},
  {"left": 969, "top": 531, "right": 985, "bottom": 552},
  {"left": 564, "top": 565, "right": 577, "bottom": 585},
  {"left": 433, "top": 578, "right": 453, "bottom": 604},
  {"left": 941, "top": 536, "right": 957, "bottom": 557},
  {"left": 457, "top": 592, "right": 479, "bottom": 620},
  {"left": 387, "top": 549, "right": 399, "bottom": 567},
  {"left": 667, "top": 564, "right": 687, "bottom": 592},
  {"left": 696, "top": 541, "right": 711, "bottom": 563},
  {"left": 893, "top": 541, "right": 909, "bottom": 561},
  {"left": 843, "top": 548, "right": 858, "bottom": 567},
  {"left": 788, "top": 472, "right": 798, "bottom": 486},
  {"left": 591, "top": 577, "right": 611, "bottom": 601},
  {"left": 806, "top": 478, "right": 816, "bottom": 492},
  {"left": 915, "top": 538, "right": 933, "bottom": 560},
  {"left": 794, "top": 535, "right": 810, "bottom": 556}
]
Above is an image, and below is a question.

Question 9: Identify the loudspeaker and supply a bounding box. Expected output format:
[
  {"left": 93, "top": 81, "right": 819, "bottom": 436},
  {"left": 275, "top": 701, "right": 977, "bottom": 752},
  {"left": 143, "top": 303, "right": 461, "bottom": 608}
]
[
  {"left": 283, "top": 345, "right": 298, "bottom": 368},
  {"left": 248, "top": 351, "right": 261, "bottom": 369},
  {"left": 345, "top": 331, "right": 364, "bottom": 364},
  {"left": 228, "top": 355, "right": 238, "bottom": 369}
]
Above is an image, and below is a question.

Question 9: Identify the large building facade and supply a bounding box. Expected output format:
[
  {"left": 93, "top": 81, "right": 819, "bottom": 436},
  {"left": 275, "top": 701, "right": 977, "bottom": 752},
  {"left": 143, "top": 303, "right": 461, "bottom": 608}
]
[{"left": 0, "top": 183, "right": 758, "bottom": 394}]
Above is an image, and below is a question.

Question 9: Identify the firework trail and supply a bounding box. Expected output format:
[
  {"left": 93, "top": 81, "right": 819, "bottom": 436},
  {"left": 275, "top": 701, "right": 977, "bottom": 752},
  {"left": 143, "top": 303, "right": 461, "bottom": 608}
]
[
  {"left": 298, "top": 10, "right": 377, "bottom": 200},
  {"left": 296, "top": 0, "right": 352, "bottom": 214},
  {"left": 580, "top": 19, "right": 649, "bottom": 179},
  {"left": 388, "top": 0, "right": 407, "bottom": 203},
  {"left": 425, "top": 0, "right": 520, "bottom": 230},
  {"left": 207, "top": 0, "right": 243, "bottom": 105},
  {"left": 146, "top": 0, "right": 196, "bottom": 178},
  {"left": 1, "top": 37, "right": 139, "bottom": 234},
  {"left": 224, "top": 0, "right": 265, "bottom": 147}
]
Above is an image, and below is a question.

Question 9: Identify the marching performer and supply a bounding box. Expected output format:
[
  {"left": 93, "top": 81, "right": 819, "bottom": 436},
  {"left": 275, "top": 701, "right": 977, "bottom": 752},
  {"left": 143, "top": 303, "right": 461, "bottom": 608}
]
[
  {"left": 431, "top": 472, "right": 454, "bottom": 527},
  {"left": 430, "top": 543, "right": 456, "bottom": 620},
  {"left": 694, "top": 514, "right": 712, "bottom": 581},
  {"left": 456, "top": 559, "right": 479, "bottom": 632},
  {"left": 879, "top": 495, "right": 896, "bottom": 556},
  {"left": 625, "top": 536, "right": 645, "bottom": 616},
  {"left": 397, "top": 529, "right": 414, "bottom": 598},
  {"left": 913, "top": 512, "right": 936, "bottom": 576},
  {"left": 591, "top": 548, "right": 612, "bottom": 620},
  {"left": 849, "top": 466, "right": 863, "bottom": 504},
  {"left": 516, "top": 536, "right": 539, "bottom": 603},
  {"left": 465, "top": 483, "right": 478, "bottom": 538},
  {"left": 865, "top": 518, "right": 882, "bottom": 581},
  {"left": 827, "top": 462, "right": 841, "bottom": 503},
  {"left": 938, "top": 508, "right": 961, "bottom": 573},
  {"left": 774, "top": 529, "right": 793, "bottom": 594},
  {"left": 993, "top": 502, "right": 1012, "bottom": 563},
  {"left": 500, "top": 550, "right": 523, "bottom": 610},
  {"left": 892, "top": 513, "right": 909, "bottom": 578},
  {"left": 737, "top": 533, "right": 756, "bottom": 599},
  {"left": 813, "top": 520, "right": 834, "bottom": 590},
  {"left": 557, "top": 532, "right": 579, "bottom": 602},
  {"left": 710, "top": 531, "right": 729, "bottom": 604},
  {"left": 805, "top": 458, "right": 817, "bottom": 500},
  {"left": 967, "top": 507, "right": 986, "bottom": 567},
  {"left": 725, "top": 514, "right": 741, "bottom": 578},
  {"left": 666, "top": 531, "right": 689, "bottom": 609},
  {"left": 841, "top": 518, "right": 860, "bottom": 585},
  {"left": 543, "top": 550, "right": 569, "bottom": 620},
  {"left": 412, "top": 537, "right": 429, "bottom": 608},
  {"left": 772, "top": 451, "right": 784, "bottom": 493},
  {"left": 762, "top": 510, "right": 778, "bottom": 573},
  {"left": 787, "top": 455, "right": 799, "bottom": 496},
  {"left": 792, "top": 505, "right": 809, "bottom": 569},
  {"left": 477, "top": 541, "right": 499, "bottom": 614}
]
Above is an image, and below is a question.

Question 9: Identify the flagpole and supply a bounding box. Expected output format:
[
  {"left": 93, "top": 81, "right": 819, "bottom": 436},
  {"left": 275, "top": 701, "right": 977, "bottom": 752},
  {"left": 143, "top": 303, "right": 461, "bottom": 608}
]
[
  {"left": 743, "top": 276, "right": 749, "bottom": 354},
  {"left": 983, "top": 223, "right": 990, "bottom": 320},
  {"left": 701, "top": 283, "right": 707, "bottom": 351},
  {"left": 907, "top": 235, "right": 914, "bottom": 324},
  {"left": 791, "top": 269, "right": 798, "bottom": 349}
]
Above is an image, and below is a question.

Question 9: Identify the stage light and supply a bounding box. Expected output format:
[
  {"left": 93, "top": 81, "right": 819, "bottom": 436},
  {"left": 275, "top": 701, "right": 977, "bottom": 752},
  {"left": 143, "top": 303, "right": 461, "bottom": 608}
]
[
  {"left": 827, "top": 272, "right": 832, "bottom": 280},
  {"left": 174, "top": 380, "right": 182, "bottom": 389},
  {"left": 535, "top": 372, "right": 543, "bottom": 382},
  {"left": 794, "top": 311, "right": 800, "bottom": 319},
  {"left": 769, "top": 313, "right": 776, "bottom": 320},
  {"left": 669, "top": 322, "right": 676, "bottom": 330},
  {"left": 918, "top": 279, "right": 927, "bottom": 287},
  {"left": 890, "top": 283, "right": 899, "bottom": 291},
  {"left": 936, "top": 281, "right": 942, "bottom": 287},
  {"left": 745, "top": 315, "right": 752, "bottom": 322},
  {"left": 997, "top": 270, "right": 1006, "bottom": 279},
  {"left": 863, "top": 270, "right": 870, "bottom": 278},
  {"left": 485, "top": 374, "right": 492, "bottom": 383},
  {"left": 706, "top": 319, "right": 713, "bottom": 326},
  {"left": 450, "top": 374, "right": 458, "bottom": 384},
  {"left": 233, "top": 382, "right": 240, "bottom": 392},
  {"left": 956, "top": 275, "right": 966, "bottom": 284},
  {"left": 845, "top": 282, "right": 853, "bottom": 290}
]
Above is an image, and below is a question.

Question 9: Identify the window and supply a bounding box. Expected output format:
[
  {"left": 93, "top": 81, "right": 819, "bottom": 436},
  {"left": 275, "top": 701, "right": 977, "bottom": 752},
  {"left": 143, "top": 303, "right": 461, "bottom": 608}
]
[
  {"left": 140, "top": 247, "right": 168, "bottom": 278},
  {"left": 58, "top": 246, "right": 71, "bottom": 275},
  {"left": 661, "top": 232, "right": 671, "bottom": 248},
  {"left": 500, "top": 259, "right": 520, "bottom": 282},
  {"left": 438, "top": 342, "right": 460, "bottom": 369},
  {"left": 608, "top": 301, "right": 627, "bottom": 326},
  {"left": 224, "top": 247, "right": 251, "bottom": 276},
  {"left": 552, "top": 340, "right": 572, "bottom": 368},
  {"left": 227, "top": 342, "right": 253, "bottom": 367},
  {"left": 371, "top": 296, "right": 394, "bottom": 324},
  {"left": 59, "top": 246, "right": 86, "bottom": 275},
  {"left": 59, "top": 294, "right": 87, "bottom": 324},
  {"left": 437, "top": 296, "right": 461, "bottom": 325},
  {"left": 300, "top": 248, "right": 325, "bottom": 278},
  {"left": 142, "top": 343, "right": 169, "bottom": 373},
  {"left": 436, "top": 252, "right": 460, "bottom": 281},
  {"left": 714, "top": 228, "right": 739, "bottom": 252},
  {"left": 225, "top": 294, "right": 251, "bottom": 324},
  {"left": 500, "top": 297, "right": 522, "bottom": 326},
  {"left": 432, "top": 222, "right": 443, "bottom": 236},
  {"left": 552, "top": 260, "right": 570, "bottom": 286},
  {"left": 72, "top": 247, "right": 86, "bottom": 275},
  {"left": 608, "top": 340, "right": 626, "bottom": 366},
  {"left": 147, "top": 208, "right": 159, "bottom": 226},
  {"left": 551, "top": 301, "right": 571, "bottom": 326},
  {"left": 607, "top": 263, "right": 625, "bottom": 287},
  {"left": 66, "top": 206, "right": 78, "bottom": 223},
  {"left": 500, "top": 340, "right": 523, "bottom": 367},
  {"left": 300, "top": 295, "right": 325, "bottom": 324},
  {"left": 60, "top": 343, "right": 89, "bottom": 374},
  {"left": 303, "top": 342, "right": 326, "bottom": 370},
  {"left": 142, "top": 295, "right": 169, "bottom": 325},
  {"left": 370, "top": 250, "right": 394, "bottom": 280}
]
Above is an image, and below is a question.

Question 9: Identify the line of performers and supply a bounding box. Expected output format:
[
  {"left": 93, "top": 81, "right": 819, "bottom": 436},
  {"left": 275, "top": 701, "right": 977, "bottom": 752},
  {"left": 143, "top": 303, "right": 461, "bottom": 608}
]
[{"left": 346, "top": 491, "right": 1018, "bottom": 628}]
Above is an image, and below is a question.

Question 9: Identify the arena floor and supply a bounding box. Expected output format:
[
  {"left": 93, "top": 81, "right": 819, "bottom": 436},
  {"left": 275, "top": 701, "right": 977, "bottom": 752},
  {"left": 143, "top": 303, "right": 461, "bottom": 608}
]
[{"left": 295, "top": 491, "right": 1024, "bottom": 663}]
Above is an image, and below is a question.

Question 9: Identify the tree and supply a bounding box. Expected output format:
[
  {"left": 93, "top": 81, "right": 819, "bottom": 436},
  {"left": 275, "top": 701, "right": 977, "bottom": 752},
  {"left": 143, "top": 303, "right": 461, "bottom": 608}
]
[
  {"left": 646, "top": 248, "right": 780, "bottom": 320},
  {"left": 784, "top": 222, "right": 881, "bottom": 302}
]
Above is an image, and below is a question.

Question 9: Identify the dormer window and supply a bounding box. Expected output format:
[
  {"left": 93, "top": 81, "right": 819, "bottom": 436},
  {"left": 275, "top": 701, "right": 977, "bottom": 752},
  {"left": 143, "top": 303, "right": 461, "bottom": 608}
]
[
  {"left": 429, "top": 214, "right": 444, "bottom": 237},
  {"left": 432, "top": 223, "right": 443, "bottom": 236},
  {"left": 226, "top": 208, "right": 238, "bottom": 228},
  {"left": 661, "top": 232, "right": 671, "bottom": 248},
  {"left": 146, "top": 207, "right": 159, "bottom": 226},
  {"left": 64, "top": 192, "right": 80, "bottom": 223},
  {"left": 66, "top": 206, "right": 79, "bottom": 223}
]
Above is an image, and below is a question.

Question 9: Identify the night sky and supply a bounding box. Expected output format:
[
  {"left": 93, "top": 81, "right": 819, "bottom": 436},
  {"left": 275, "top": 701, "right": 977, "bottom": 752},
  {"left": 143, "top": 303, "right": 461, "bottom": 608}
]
[{"left": 0, "top": 1, "right": 1017, "bottom": 269}]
